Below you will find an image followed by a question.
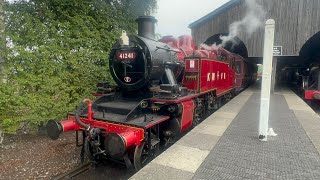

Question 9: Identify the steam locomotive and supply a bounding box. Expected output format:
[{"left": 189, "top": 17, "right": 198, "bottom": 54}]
[
  {"left": 301, "top": 62, "right": 320, "bottom": 101},
  {"left": 47, "top": 16, "right": 256, "bottom": 170}
]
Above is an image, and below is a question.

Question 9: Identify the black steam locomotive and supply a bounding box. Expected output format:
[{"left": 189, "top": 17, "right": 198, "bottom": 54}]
[
  {"left": 47, "top": 16, "right": 254, "bottom": 170},
  {"left": 47, "top": 16, "right": 189, "bottom": 170}
]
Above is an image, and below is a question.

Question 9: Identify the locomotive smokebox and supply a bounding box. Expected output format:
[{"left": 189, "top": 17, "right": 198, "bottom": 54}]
[{"left": 136, "top": 16, "right": 157, "bottom": 39}]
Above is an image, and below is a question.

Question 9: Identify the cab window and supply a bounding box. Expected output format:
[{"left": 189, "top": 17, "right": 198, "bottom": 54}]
[
  {"left": 230, "top": 57, "right": 235, "bottom": 69},
  {"left": 218, "top": 53, "right": 227, "bottom": 62},
  {"left": 236, "top": 61, "right": 241, "bottom": 74}
]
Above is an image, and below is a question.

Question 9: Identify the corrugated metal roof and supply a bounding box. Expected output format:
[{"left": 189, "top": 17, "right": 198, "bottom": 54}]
[{"left": 188, "top": 0, "right": 241, "bottom": 28}]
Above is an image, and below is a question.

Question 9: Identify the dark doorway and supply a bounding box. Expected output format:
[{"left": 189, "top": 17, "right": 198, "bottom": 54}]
[{"left": 204, "top": 33, "right": 248, "bottom": 58}]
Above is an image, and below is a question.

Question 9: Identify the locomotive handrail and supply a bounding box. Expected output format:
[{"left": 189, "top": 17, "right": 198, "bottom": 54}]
[
  {"left": 75, "top": 99, "right": 90, "bottom": 130},
  {"left": 155, "top": 45, "right": 180, "bottom": 53}
]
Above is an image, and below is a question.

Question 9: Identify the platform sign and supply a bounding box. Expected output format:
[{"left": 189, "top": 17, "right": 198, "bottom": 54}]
[{"left": 273, "top": 46, "right": 282, "bottom": 56}]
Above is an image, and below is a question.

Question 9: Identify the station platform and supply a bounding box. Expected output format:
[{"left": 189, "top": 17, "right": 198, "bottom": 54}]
[{"left": 130, "top": 84, "right": 320, "bottom": 179}]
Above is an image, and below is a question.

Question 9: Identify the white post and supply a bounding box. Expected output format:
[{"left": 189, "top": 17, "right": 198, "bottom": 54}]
[{"left": 259, "top": 19, "right": 275, "bottom": 141}]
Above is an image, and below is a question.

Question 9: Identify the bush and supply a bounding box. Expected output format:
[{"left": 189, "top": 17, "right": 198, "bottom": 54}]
[{"left": 0, "top": 0, "right": 156, "bottom": 133}]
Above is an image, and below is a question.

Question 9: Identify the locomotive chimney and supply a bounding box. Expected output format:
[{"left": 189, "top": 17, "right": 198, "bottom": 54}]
[{"left": 136, "top": 16, "right": 157, "bottom": 39}]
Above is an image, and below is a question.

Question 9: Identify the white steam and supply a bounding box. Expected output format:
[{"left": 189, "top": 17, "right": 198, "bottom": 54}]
[
  {"left": 220, "top": 0, "right": 266, "bottom": 46},
  {"left": 199, "top": 43, "right": 220, "bottom": 51},
  {"left": 198, "top": 0, "right": 264, "bottom": 51}
]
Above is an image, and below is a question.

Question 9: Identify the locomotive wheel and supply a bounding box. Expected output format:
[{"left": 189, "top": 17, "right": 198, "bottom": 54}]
[
  {"left": 216, "top": 98, "right": 222, "bottom": 108},
  {"left": 133, "top": 141, "right": 149, "bottom": 170}
]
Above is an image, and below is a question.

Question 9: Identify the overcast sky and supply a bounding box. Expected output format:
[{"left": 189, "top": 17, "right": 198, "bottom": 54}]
[{"left": 154, "top": 0, "right": 230, "bottom": 37}]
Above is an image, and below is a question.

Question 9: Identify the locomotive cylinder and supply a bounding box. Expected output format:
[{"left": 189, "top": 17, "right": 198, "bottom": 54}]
[
  {"left": 46, "top": 119, "right": 79, "bottom": 140},
  {"left": 104, "top": 130, "right": 138, "bottom": 158}
]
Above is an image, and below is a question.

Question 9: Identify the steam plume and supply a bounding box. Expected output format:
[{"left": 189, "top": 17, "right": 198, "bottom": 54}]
[
  {"left": 199, "top": 43, "right": 220, "bottom": 50},
  {"left": 220, "top": 0, "right": 266, "bottom": 47}
]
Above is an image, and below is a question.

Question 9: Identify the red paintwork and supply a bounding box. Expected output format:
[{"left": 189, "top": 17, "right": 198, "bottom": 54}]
[
  {"left": 60, "top": 119, "right": 78, "bottom": 132},
  {"left": 159, "top": 35, "right": 242, "bottom": 98},
  {"left": 119, "top": 130, "right": 137, "bottom": 148},
  {"left": 305, "top": 90, "right": 320, "bottom": 100},
  {"left": 180, "top": 100, "right": 195, "bottom": 131},
  {"left": 83, "top": 99, "right": 93, "bottom": 121},
  {"left": 200, "top": 59, "right": 231, "bottom": 95},
  {"left": 60, "top": 115, "right": 145, "bottom": 147},
  {"left": 182, "top": 58, "right": 199, "bottom": 91},
  {"left": 159, "top": 35, "right": 195, "bottom": 61},
  {"left": 182, "top": 48, "right": 236, "bottom": 97},
  {"left": 305, "top": 90, "right": 314, "bottom": 99},
  {"left": 178, "top": 35, "right": 195, "bottom": 56}
]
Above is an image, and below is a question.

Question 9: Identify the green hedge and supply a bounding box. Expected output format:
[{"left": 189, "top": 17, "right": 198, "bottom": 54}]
[{"left": 0, "top": 0, "right": 156, "bottom": 133}]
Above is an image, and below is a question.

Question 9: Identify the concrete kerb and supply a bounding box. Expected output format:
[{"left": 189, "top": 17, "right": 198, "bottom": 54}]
[
  {"left": 282, "top": 89, "right": 320, "bottom": 155},
  {"left": 129, "top": 89, "right": 253, "bottom": 180},
  {"left": 129, "top": 162, "right": 194, "bottom": 180}
]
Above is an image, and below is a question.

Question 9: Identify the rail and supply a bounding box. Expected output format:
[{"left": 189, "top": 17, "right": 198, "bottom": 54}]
[{"left": 52, "top": 162, "right": 92, "bottom": 180}]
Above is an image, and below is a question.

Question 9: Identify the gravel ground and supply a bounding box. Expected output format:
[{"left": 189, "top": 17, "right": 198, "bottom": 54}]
[{"left": 0, "top": 132, "right": 81, "bottom": 179}]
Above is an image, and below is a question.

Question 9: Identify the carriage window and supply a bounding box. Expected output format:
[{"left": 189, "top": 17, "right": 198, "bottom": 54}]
[
  {"left": 218, "top": 53, "right": 227, "bottom": 62},
  {"left": 236, "top": 61, "right": 241, "bottom": 74},
  {"left": 230, "top": 57, "right": 235, "bottom": 69}
]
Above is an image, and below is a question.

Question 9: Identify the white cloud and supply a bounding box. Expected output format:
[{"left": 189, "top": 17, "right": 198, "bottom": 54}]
[{"left": 154, "top": 0, "right": 230, "bottom": 37}]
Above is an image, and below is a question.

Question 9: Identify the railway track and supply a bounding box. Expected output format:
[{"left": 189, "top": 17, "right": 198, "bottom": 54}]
[{"left": 52, "top": 162, "right": 92, "bottom": 180}]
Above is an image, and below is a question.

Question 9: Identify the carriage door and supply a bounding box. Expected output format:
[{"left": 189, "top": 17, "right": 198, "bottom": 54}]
[{"left": 230, "top": 57, "right": 235, "bottom": 87}]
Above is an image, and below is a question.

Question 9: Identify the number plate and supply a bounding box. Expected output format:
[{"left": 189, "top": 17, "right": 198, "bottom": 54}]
[{"left": 117, "top": 52, "right": 136, "bottom": 60}]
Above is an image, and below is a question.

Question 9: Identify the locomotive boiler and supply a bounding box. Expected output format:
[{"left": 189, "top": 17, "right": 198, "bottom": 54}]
[
  {"left": 47, "top": 16, "right": 256, "bottom": 170},
  {"left": 110, "top": 18, "right": 183, "bottom": 92}
]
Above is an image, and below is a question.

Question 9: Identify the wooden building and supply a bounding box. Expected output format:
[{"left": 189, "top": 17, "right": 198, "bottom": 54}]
[{"left": 189, "top": 0, "right": 320, "bottom": 61}]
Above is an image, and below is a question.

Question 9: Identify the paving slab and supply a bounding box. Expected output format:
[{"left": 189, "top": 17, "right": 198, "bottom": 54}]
[
  {"left": 192, "top": 123, "right": 226, "bottom": 136},
  {"left": 192, "top": 92, "right": 320, "bottom": 180},
  {"left": 201, "top": 117, "right": 232, "bottom": 126},
  {"left": 152, "top": 144, "right": 210, "bottom": 173},
  {"left": 209, "top": 111, "right": 237, "bottom": 119},
  {"left": 176, "top": 132, "right": 219, "bottom": 151}
]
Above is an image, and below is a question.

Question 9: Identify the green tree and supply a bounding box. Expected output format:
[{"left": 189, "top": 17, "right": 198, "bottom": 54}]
[
  {"left": 107, "top": 0, "right": 157, "bottom": 16},
  {"left": 0, "top": 0, "right": 4, "bottom": 81},
  {"left": 0, "top": 0, "right": 157, "bottom": 133}
]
